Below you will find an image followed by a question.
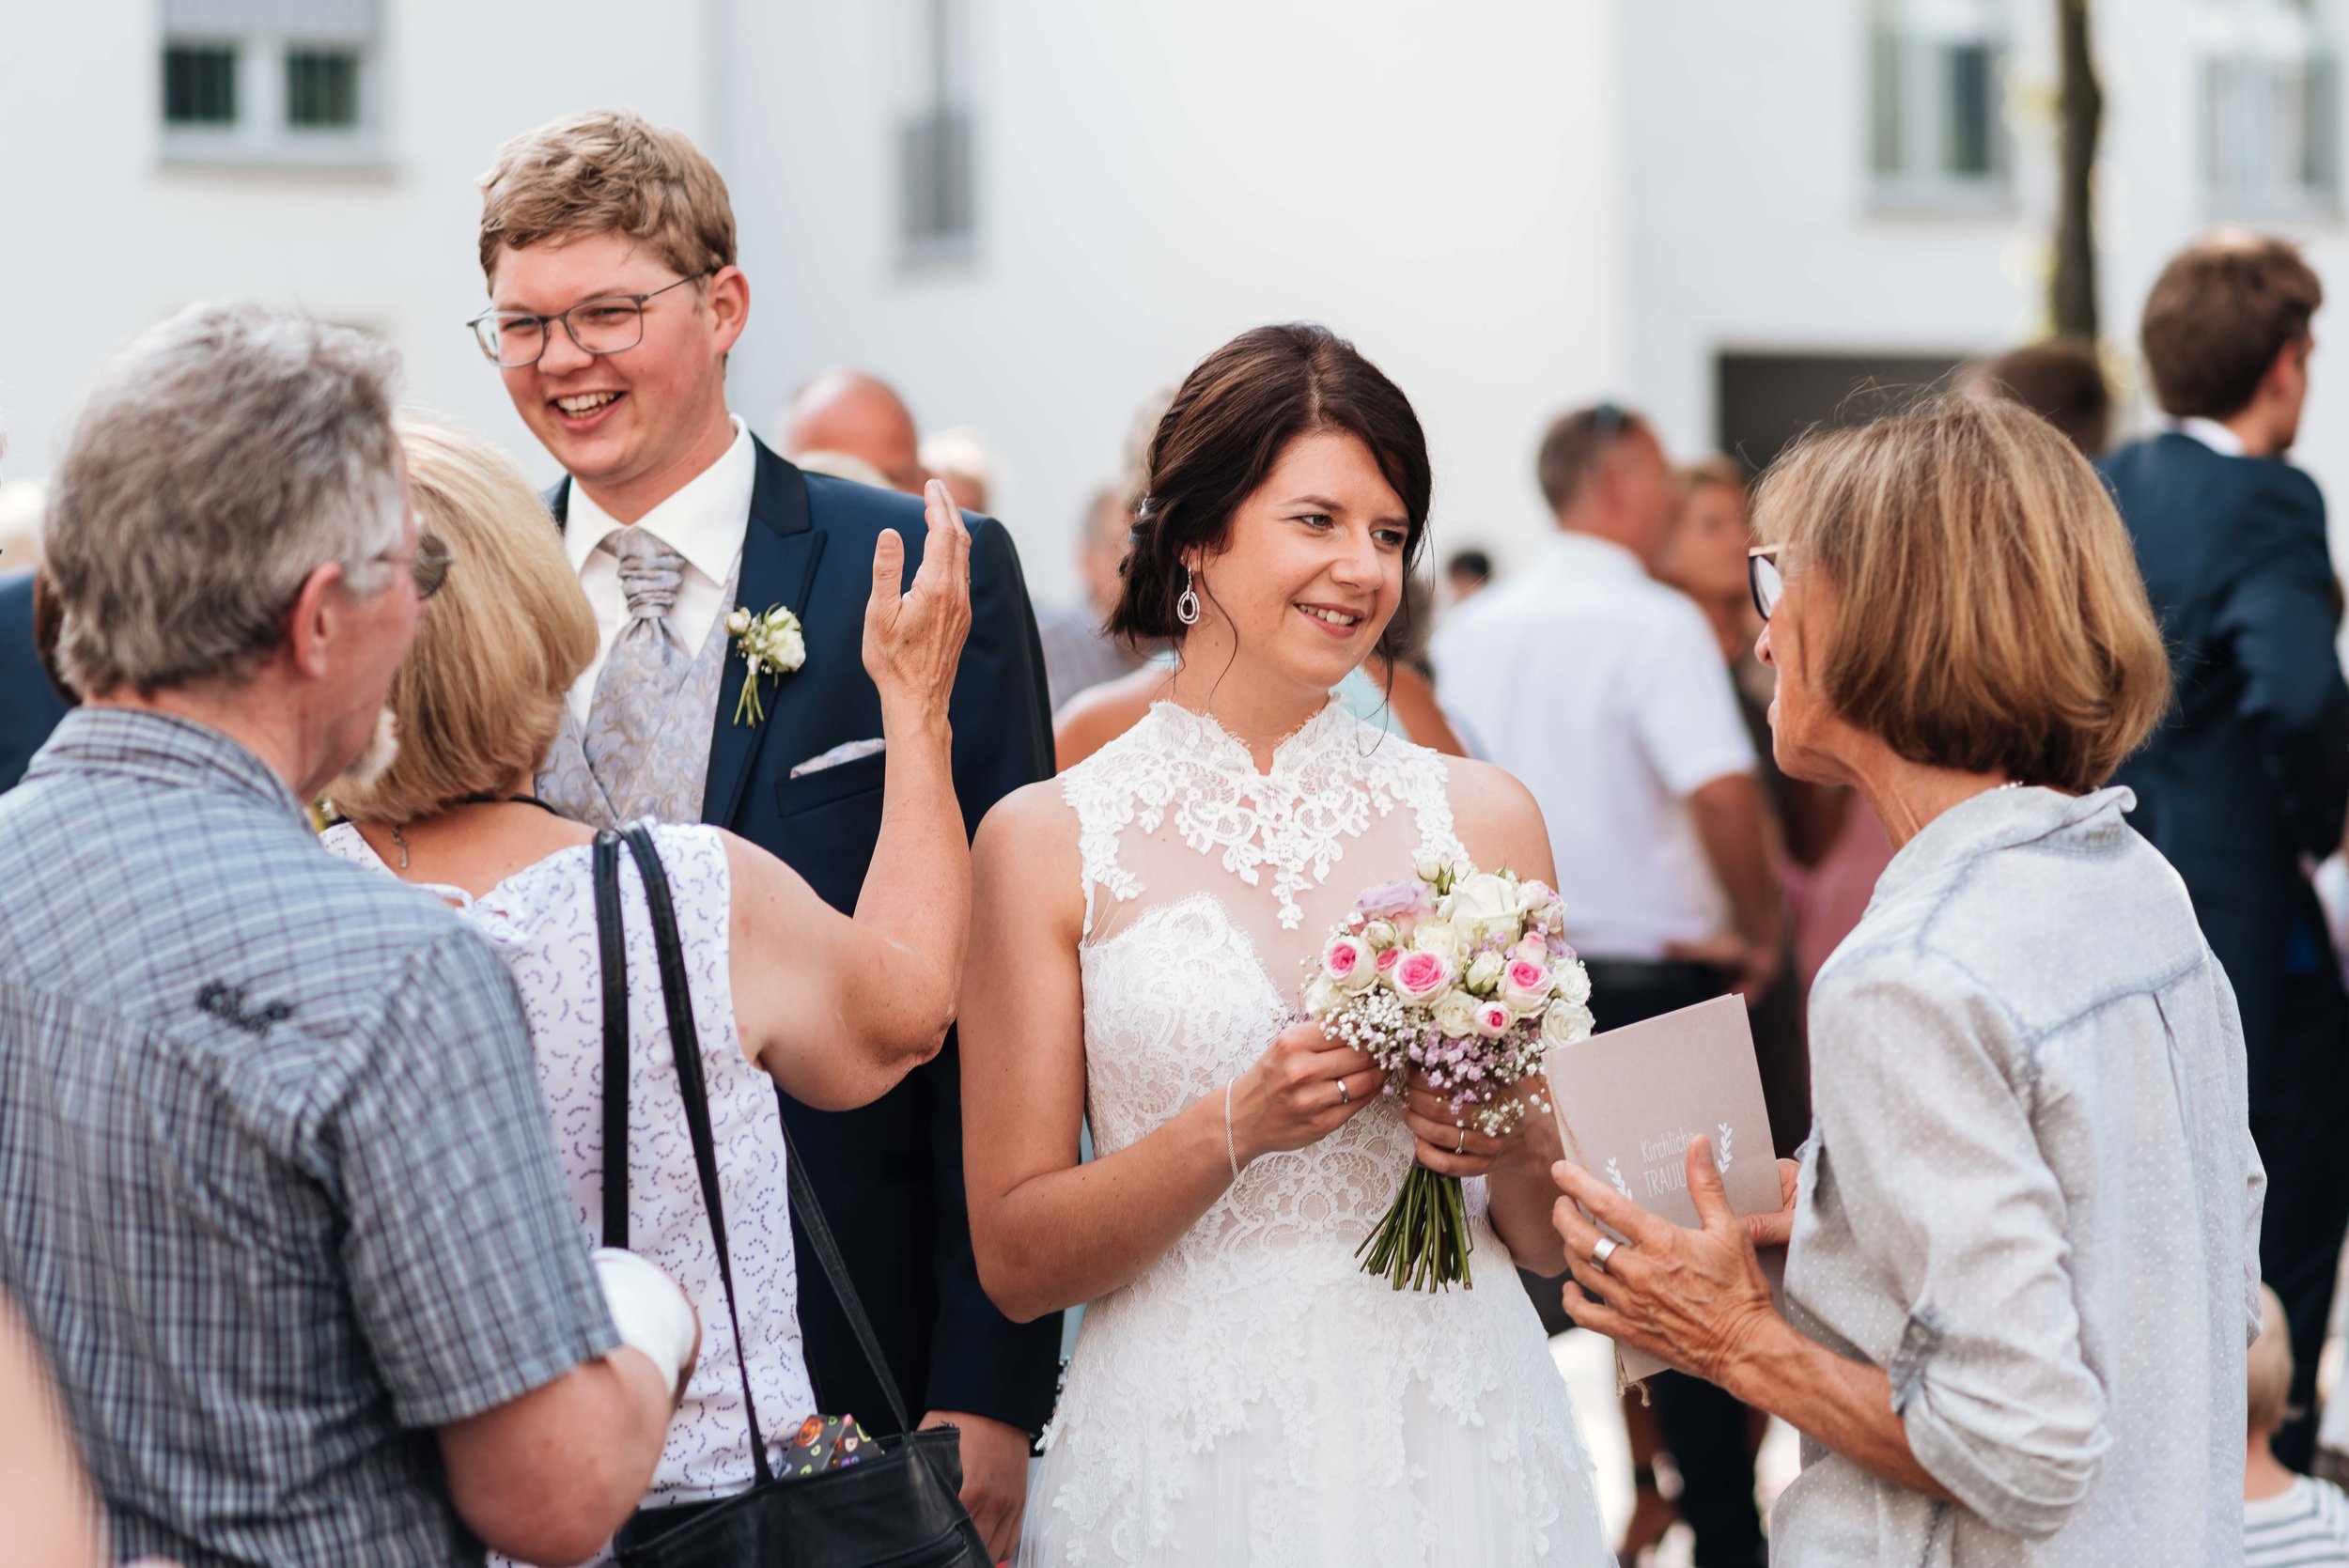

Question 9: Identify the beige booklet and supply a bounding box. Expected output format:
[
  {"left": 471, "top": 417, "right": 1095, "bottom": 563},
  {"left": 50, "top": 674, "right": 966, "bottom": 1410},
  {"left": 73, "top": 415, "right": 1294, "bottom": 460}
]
[{"left": 1542, "top": 992, "right": 1784, "bottom": 1383}]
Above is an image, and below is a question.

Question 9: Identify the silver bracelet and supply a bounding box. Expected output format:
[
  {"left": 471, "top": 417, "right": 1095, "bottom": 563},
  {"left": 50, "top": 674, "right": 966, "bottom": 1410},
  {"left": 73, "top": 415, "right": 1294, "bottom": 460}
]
[{"left": 1223, "top": 1078, "right": 1242, "bottom": 1181}]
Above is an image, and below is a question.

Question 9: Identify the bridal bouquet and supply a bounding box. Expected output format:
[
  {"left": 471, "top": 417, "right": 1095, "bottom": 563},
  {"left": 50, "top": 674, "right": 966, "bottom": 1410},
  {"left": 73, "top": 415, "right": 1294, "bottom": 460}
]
[{"left": 1302, "top": 859, "right": 1595, "bottom": 1291}]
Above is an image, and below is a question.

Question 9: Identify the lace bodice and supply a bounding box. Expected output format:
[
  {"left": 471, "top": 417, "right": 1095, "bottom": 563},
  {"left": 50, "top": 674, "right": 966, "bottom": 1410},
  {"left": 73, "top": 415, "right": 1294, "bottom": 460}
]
[{"left": 1025, "top": 703, "right": 1606, "bottom": 1566}]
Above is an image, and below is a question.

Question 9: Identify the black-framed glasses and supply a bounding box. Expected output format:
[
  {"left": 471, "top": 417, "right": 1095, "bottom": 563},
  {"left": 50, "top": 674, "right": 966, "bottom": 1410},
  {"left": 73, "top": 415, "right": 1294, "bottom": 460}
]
[
  {"left": 1748, "top": 544, "right": 1783, "bottom": 622},
  {"left": 466, "top": 271, "right": 713, "bottom": 368}
]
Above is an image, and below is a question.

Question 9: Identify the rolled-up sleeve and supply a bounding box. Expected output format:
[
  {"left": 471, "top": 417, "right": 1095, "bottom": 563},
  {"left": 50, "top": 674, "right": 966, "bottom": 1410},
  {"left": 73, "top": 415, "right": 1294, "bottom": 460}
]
[{"left": 1811, "top": 960, "right": 2112, "bottom": 1539}]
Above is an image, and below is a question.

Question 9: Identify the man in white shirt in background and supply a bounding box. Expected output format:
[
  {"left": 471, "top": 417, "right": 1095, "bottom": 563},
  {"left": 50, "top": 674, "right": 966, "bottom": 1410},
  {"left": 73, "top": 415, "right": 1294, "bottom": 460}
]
[{"left": 1431, "top": 400, "right": 1781, "bottom": 1568}]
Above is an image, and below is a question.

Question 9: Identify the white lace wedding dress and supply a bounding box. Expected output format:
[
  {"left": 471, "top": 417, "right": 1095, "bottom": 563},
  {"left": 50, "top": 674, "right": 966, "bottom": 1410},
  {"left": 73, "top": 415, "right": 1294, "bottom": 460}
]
[{"left": 1019, "top": 701, "right": 1611, "bottom": 1567}]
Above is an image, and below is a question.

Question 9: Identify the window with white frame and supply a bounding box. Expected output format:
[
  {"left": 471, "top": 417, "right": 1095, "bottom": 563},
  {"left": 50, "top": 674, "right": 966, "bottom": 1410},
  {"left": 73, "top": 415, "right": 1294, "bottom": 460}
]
[
  {"left": 895, "top": 0, "right": 977, "bottom": 264},
  {"left": 1866, "top": 0, "right": 2012, "bottom": 207},
  {"left": 2199, "top": 0, "right": 2338, "bottom": 213},
  {"left": 160, "top": 0, "right": 383, "bottom": 166}
]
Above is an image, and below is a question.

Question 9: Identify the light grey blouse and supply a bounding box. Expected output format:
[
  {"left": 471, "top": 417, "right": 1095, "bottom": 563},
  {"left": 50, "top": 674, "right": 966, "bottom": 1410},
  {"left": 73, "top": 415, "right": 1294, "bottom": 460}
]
[{"left": 1772, "top": 785, "right": 2265, "bottom": 1566}]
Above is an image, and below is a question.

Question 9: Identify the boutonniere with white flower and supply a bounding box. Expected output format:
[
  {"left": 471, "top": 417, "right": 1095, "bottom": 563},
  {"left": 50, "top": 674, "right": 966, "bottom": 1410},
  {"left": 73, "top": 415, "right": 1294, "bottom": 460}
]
[{"left": 727, "top": 603, "right": 805, "bottom": 726}]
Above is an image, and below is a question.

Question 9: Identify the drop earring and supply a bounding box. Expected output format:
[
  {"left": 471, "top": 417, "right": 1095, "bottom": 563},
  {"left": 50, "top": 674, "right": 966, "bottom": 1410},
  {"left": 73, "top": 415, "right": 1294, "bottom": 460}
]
[{"left": 1176, "top": 566, "right": 1202, "bottom": 627}]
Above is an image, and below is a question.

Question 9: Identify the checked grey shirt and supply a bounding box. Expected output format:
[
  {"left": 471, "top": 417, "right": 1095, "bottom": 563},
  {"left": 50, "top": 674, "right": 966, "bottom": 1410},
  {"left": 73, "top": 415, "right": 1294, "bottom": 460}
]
[{"left": 0, "top": 709, "right": 617, "bottom": 1567}]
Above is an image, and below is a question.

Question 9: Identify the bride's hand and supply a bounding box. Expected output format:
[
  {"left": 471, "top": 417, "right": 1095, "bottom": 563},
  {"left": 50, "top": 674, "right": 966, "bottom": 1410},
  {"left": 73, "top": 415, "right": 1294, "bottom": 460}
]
[
  {"left": 1398, "top": 1069, "right": 1561, "bottom": 1180},
  {"left": 1228, "top": 1021, "right": 1382, "bottom": 1166}
]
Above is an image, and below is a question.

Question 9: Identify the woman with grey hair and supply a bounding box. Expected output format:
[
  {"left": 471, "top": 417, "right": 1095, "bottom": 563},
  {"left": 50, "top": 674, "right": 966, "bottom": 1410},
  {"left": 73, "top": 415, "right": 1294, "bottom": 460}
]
[{"left": 1550, "top": 396, "right": 2265, "bottom": 1564}]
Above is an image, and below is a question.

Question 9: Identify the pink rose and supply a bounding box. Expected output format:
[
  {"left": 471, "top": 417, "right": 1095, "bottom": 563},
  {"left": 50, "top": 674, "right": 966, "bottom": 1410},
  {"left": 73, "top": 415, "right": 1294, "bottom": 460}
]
[
  {"left": 1323, "top": 934, "right": 1377, "bottom": 993},
  {"left": 1472, "top": 999, "right": 1513, "bottom": 1038},
  {"left": 1389, "top": 948, "right": 1454, "bottom": 1003},
  {"left": 1376, "top": 946, "right": 1401, "bottom": 973},
  {"left": 1502, "top": 959, "right": 1551, "bottom": 1013}
]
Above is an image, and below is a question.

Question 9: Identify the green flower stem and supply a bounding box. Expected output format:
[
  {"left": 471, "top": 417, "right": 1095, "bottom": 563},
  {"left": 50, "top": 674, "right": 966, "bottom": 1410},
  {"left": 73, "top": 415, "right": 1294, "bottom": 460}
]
[{"left": 1353, "top": 1164, "right": 1474, "bottom": 1293}]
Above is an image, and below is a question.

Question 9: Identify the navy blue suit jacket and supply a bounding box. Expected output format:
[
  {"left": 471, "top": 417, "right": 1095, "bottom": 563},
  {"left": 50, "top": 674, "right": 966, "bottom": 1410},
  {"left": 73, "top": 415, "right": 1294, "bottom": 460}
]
[
  {"left": 550, "top": 438, "right": 1063, "bottom": 1436},
  {"left": 0, "top": 571, "right": 70, "bottom": 793},
  {"left": 2100, "top": 432, "right": 2349, "bottom": 1071}
]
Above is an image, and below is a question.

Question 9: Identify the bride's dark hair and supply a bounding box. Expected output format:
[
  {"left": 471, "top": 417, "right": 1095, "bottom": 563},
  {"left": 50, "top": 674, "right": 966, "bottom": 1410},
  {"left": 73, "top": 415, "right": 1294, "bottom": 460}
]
[{"left": 1111, "top": 323, "right": 1432, "bottom": 660}]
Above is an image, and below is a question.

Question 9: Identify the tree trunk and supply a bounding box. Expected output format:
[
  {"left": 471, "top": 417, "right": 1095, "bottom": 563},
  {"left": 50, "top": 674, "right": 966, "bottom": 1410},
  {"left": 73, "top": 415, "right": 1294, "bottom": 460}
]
[{"left": 2052, "top": 0, "right": 2104, "bottom": 339}]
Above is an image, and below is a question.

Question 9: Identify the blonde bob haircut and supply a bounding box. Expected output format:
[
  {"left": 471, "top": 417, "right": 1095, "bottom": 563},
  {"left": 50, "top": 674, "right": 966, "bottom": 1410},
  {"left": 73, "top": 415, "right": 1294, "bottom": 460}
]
[
  {"left": 1751, "top": 396, "right": 2169, "bottom": 795},
  {"left": 2248, "top": 1282, "right": 2295, "bottom": 1434},
  {"left": 331, "top": 417, "right": 598, "bottom": 825}
]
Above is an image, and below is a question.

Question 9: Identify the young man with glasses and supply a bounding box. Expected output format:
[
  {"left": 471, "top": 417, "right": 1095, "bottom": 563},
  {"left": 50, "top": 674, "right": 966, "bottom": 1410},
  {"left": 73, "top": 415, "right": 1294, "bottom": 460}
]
[{"left": 473, "top": 109, "right": 1059, "bottom": 1560}]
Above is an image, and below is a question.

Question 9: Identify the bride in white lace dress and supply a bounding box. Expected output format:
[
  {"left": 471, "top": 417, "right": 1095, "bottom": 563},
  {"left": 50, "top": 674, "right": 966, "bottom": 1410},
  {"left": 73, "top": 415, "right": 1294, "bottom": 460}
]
[{"left": 963, "top": 325, "right": 1610, "bottom": 1566}]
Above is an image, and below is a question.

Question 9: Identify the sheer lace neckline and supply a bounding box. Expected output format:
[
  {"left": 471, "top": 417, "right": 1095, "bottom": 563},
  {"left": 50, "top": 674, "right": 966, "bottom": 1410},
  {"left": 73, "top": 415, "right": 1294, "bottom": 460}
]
[
  {"left": 1141, "top": 697, "right": 1354, "bottom": 780},
  {"left": 1067, "top": 696, "right": 1459, "bottom": 932}
]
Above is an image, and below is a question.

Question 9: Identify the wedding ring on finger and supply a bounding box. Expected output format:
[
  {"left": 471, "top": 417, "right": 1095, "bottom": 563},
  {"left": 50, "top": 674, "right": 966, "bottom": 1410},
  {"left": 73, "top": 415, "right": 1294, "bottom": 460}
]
[
  {"left": 1590, "top": 1236, "right": 1620, "bottom": 1274},
  {"left": 1337, "top": 1078, "right": 1352, "bottom": 1109},
  {"left": 1455, "top": 1126, "right": 1468, "bottom": 1156}
]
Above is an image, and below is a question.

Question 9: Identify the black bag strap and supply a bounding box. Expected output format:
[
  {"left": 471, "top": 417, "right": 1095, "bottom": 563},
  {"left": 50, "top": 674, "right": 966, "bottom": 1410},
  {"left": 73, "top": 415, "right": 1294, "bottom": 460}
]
[
  {"left": 593, "top": 831, "right": 630, "bottom": 1251},
  {"left": 612, "top": 826, "right": 775, "bottom": 1485},
  {"left": 599, "top": 826, "right": 922, "bottom": 1470}
]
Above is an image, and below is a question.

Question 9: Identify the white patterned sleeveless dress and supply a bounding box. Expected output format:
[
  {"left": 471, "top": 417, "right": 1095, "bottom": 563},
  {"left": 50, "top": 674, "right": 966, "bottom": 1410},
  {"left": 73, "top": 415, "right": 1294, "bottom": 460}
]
[
  {"left": 319, "top": 821, "right": 817, "bottom": 1515},
  {"left": 1019, "top": 702, "right": 1610, "bottom": 1567}
]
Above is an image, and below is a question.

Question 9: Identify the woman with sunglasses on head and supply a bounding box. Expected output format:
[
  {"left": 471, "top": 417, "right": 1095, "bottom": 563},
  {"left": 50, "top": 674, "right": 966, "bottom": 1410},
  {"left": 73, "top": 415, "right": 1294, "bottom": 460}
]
[
  {"left": 1552, "top": 396, "right": 2263, "bottom": 1566},
  {"left": 320, "top": 416, "right": 975, "bottom": 1557}
]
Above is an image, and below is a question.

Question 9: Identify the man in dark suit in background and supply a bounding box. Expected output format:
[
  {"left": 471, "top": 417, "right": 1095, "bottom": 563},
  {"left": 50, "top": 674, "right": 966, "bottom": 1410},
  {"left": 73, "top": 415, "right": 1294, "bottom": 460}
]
[
  {"left": 0, "top": 568, "right": 70, "bottom": 793},
  {"left": 476, "top": 110, "right": 1061, "bottom": 1558},
  {"left": 0, "top": 449, "right": 72, "bottom": 792},
  {"left": 2101, "top": 232, "right": 2349, "bottom": 1472}
]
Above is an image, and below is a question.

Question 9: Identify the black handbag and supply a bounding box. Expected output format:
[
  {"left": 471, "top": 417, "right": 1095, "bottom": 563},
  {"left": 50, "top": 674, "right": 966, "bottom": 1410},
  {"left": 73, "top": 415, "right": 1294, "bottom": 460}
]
[{"left": 591, "top": 826, "right": 993, "bottom": 1568}]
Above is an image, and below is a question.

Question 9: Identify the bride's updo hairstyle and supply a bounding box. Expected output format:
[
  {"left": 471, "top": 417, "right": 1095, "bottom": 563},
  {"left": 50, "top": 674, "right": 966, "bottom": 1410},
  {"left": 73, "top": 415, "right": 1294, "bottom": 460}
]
[{"left": 1112, "top": 322, "right": 1432, "bottom": 661}]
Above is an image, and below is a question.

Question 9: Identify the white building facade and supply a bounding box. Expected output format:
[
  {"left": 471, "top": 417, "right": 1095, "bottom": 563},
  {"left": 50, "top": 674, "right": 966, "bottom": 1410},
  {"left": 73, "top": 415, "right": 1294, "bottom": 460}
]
[{"left": 6, "top": 2, "right": 2349, "bottom": 602}]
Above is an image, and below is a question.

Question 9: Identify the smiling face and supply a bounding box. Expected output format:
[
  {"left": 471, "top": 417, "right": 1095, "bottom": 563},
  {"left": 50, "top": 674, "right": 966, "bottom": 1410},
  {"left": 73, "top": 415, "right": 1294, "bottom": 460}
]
[
  {"left": 487, "top": 228, "right": 748, "bottom": 520},
  {"left": 1187, "top": 428, "right": 1409, "bottom": 700}
]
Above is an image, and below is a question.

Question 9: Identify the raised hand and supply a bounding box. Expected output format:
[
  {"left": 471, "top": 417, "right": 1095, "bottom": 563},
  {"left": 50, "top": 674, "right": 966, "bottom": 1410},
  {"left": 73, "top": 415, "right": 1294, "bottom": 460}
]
[
  {"left": 862, "top": 479, "right": 972, "bottom": 726},
  {"left": 1227, "top": 1020, "right": 1383, "bottom": 1164}
]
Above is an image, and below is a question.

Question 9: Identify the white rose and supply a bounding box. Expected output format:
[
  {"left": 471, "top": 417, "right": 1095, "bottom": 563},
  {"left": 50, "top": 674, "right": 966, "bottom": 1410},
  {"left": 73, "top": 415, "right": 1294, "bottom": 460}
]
[
  {"left": 1540, "top": 999, "right": 1595, "bottom": 1049},
  {"left": 1555, "top": 961, "right": 1592, "bottom": 1007},
  {"left": 1432, "top": 991, "right": 1480, "bottom": 1040},
  {"left": 1303, "top": 973, "right": 1343, "bottom": 1018},
  {"left": 1413, "top": 924, "right": 1461, "bottom": 964},
  {"left": 1447, "top": 872, "right": 1524, "bottom": 933},
  {"left": 1464, "top": 951, "right": 1505, "bottom": 995},
  {"left": 1361, "top": 920, "right": 1397, "bottom": 951},
  {"left": 770, "top": 623, "right": 808, "bottom": 673},
  {"left": 1414, "top": 854, "right": 1447, "bottom": 884},
  {"left": 725, "top": 607, "right": 753, "bottom": 635}
]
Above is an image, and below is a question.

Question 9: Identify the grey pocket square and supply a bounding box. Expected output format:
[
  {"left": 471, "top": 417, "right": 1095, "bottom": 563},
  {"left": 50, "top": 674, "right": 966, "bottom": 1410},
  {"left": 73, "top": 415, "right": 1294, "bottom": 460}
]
[{"left": 789, "top": 737, "right": 887, "bottom": 779}]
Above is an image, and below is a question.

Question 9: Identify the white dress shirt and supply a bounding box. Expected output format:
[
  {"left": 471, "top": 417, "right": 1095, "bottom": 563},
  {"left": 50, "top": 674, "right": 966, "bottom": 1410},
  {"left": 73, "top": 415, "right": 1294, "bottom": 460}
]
[
  {"left": 1429, "top": 531, "right": 1756, "bottom": 960},
  {"left": 565, "top": 416, "right": 756, "bottom": 722},
  {"left": 2172, "top": 416, "right": 2248, "bottom": 458}
]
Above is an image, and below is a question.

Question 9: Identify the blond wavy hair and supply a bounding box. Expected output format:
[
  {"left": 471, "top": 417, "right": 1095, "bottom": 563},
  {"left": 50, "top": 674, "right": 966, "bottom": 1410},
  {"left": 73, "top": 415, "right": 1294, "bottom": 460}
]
[
  {"left": 1752, "top": 396, "right": 2169, "bottom": 795},
  {"left": 330, "top": 418, "right": 597, "bottom": 824}
]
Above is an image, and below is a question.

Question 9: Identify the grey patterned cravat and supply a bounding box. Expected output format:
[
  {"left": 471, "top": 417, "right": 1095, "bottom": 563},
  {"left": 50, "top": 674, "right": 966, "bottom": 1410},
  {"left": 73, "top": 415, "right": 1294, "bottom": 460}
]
[{"left": 583, "top": 527, "right": 692, "bottom": 811}]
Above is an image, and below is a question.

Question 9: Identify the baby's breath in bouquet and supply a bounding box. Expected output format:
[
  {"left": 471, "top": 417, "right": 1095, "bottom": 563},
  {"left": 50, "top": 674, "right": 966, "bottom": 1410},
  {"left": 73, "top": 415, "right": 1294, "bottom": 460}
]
[{"left": 1303, "top": 859, "right": 1594, "bottom": 1291}]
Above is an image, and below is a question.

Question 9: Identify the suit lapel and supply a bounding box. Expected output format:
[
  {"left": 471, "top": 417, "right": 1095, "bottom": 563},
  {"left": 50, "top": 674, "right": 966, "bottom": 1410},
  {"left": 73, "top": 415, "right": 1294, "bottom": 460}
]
[{"left": 704, "top": 440, "right": 824, "bottom": 829}]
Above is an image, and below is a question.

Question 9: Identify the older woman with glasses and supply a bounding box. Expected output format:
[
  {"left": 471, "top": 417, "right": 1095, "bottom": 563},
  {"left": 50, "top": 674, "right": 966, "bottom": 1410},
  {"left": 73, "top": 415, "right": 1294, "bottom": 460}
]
[{"left": 1550, "top": 396, "right": 2265, "bottom": 1565}]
